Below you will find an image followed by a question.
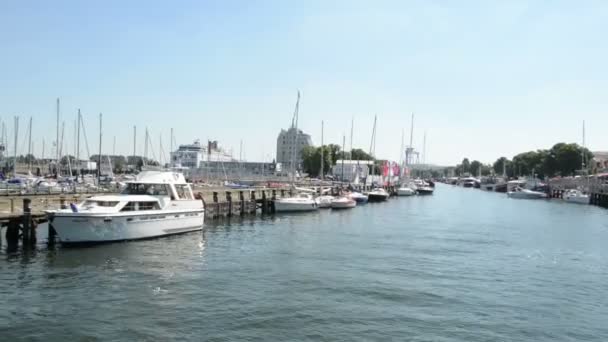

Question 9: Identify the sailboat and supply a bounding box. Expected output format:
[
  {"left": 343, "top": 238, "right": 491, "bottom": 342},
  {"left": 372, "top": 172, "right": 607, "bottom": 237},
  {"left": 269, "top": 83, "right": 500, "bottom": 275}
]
[
  {"left": 565, "top": 120, "right": 590, "bottom": 204},
  {"left": 274, "top": 91, "right": 319, "bottom": 213},
  {"left": 364, "top": 115, "right": 389, "bottom": 202}
]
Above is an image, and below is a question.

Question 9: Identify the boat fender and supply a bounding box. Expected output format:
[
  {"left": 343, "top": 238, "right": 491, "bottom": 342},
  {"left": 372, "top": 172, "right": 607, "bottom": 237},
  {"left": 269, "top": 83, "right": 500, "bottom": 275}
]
[{"left": 70, "top": 203, "right": 78, "bottom": 213}]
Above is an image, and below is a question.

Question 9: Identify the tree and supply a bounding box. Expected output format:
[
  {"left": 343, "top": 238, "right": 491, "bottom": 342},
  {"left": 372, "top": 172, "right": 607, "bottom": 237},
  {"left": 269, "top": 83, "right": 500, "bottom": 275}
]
[
  {"left": 461, "top": 158, "right": 470, "bottom": 174},
  {"left": 469, "top": 160, "right": 482, "bottom": 176},
  {"left": 301, "top": 145, "right": 335, "bottom": 177},
  {"left": 350, "top": 148, "right": 373, "bottom": 161},
  {"left": 547, "top": 143, "right": 593, "bottom": 177}
]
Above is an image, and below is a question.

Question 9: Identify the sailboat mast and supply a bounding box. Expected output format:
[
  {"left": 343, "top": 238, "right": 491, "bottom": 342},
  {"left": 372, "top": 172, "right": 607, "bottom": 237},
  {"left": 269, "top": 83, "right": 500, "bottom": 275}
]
[
  {"left": 423, "top": 130, "right": 426, "bottom": 165},
  {"left": 320, "top": 120, "right": 324, "bottom": 180},
  {"left": 133, "top": 126, "right": 137, "bottom": 158},
  {"left": 13, "top": 116, "right": 18, "bottom": 177},
  {"left": 350, "top": 117, "right": 354, "bottom": 156},
  {"left": 341, "top": 134, "right": 346, "bottom": 182},
  {"left": 369, "top": 115, "right": 377, "bottom": 179},
  {"left": 76, "top": 109, "right": 81, "bottom": 163},
  {"left": 56, "top": 98, "right": 60, "bottom": 165},
  {"left": 28, "top": 116, "right": 32, "bottom": 172},
  {"left": 170, "top": 127, "right": 173, "bottom": 167},
  {"left": 290, "top": 91, "right": 300, "bottom": 183},
  {"left": 98, "top": 113, "right": 102, "bottom": 185}
]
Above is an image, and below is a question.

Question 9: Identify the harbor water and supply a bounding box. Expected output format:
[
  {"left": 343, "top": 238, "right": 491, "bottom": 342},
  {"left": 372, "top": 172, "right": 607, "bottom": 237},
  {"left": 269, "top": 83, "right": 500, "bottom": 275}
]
[{"left": 2, "top": 184, "right": 608, "bottom": 341}]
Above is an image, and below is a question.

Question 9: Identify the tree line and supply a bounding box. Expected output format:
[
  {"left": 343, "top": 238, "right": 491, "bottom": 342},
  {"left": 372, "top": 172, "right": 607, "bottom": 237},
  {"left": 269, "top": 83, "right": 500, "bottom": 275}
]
[
  {"left": 451, "top": 143, "right": 594, "bottom": 179},
  {"left": 300, "top": 145, "right": 374, "bottom": 177}
]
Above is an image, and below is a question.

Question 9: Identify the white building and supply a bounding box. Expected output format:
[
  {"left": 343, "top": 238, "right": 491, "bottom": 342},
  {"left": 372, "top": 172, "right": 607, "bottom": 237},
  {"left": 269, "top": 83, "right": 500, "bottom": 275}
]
[
  {"left": 331, "top": 160, "right": 372, "bottom": 182},
  {"left": 276, "top": 127, "right": 313, "bottom": 170},
  {"left": 171, "top": 140, "right": 234, "bottom": 169}
]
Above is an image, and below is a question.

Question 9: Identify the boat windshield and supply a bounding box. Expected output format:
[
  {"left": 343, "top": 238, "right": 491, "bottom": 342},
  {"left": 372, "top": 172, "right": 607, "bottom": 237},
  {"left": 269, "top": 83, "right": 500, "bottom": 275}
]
[{"left": 122, "top": 183, "right": 170, "bottom": 196}]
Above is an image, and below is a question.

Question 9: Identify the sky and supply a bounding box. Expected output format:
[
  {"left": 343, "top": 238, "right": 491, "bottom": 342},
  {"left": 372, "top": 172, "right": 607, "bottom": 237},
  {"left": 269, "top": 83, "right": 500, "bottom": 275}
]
[{"left": 1, "top": 0, "right": 607, "bottom": 166}]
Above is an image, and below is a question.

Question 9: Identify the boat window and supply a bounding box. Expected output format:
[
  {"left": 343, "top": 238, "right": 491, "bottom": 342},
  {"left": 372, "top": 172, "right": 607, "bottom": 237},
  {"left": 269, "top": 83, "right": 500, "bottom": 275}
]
[
  {"left": 120, "top": 201, "right": 160, "bottom": 211},
  {"left": 83, "top": 200, "right": 119, "bottom": 207},
  {"left": 121, "top": 183, "right": 169, "bottom": 196},
  {"left": 174, "top": 184, "right": 193, "bottom": 200}
]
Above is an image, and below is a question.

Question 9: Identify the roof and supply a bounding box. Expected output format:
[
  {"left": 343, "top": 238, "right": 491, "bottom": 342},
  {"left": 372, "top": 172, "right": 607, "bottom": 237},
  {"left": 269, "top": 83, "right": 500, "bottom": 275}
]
[
  {"left": 86, "top": 195, "right": 160, "bottom": 202},
  {"left": 129, "top": 171, "right": 188, "bottom": 184}
]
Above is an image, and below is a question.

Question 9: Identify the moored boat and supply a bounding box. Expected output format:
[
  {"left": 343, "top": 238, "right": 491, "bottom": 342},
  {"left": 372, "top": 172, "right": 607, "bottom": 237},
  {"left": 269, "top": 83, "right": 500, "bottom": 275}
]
[
  {"left": 563, "top": 189, "right": 590, "bottom": 204},
  {"left": 507, "top": 187, "right": 547, "bottom": 199},
  {"left": 349, "top": 192, "right": 369, "bottom": 204},
  {"left": 315, "top": 195, "right": 334, "bottom": 208},
  {"left": 274, "top": 193, "right": 319, "bottom": 212},
  {"left": 366, "top": 188, "right": 389, "bottom": 202},
  {"left": 45, "top": 171, "right": 205, "bottom": 244},
  {"left": 330, "top": 196, "right": 356, "bottom": 209}
]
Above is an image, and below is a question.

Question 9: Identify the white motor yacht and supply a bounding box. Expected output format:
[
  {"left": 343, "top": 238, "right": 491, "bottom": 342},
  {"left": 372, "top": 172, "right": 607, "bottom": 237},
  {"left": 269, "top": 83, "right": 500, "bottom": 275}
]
[
  {"left": 366, "top": 188, "right": 390, "bottom": 202},
  {"left": 563, "top": 189, "right": 590, "bottom": 204},
  {"left": 330, "top": 196, "right": 356, "bottom": 209},
  {"left": 274, "top": 193, "right": 319, "bottom": 212},
  {"left": 349, "top": 192, "right": 368, "bottom": 204},
  {"left": 46, "top": 171, "right": 205, "bottom": 244},
  {"left": 396, "top": 185, "right": 416, "bottom": 196},
  {"left": 507, "top": 187, "right": 547, "bottom": 200}
]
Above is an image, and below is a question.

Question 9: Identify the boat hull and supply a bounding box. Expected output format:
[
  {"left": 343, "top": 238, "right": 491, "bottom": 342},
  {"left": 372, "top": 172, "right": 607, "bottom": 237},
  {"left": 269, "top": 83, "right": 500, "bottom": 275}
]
[
  {"left": 507, "top": 191, "right": 547, "bottom": 199},
  {"left": 396, "top": 188, "right": 416, "bottom": 196},
  {"left": 367, "top": 194, "right": 389, "bottom": 202},
  {"left": 331, "top": 200, "right": 356, "bottom": 209},
  {"left": 49, "top": 210, "right": 205, "bottom": 244},
  {"left": 274, "top": 201, "right": 318, "bottom": 212},
  {"left": 564, "top": 195, "right": 590, "bottom": 204},
  {"left": 417, "top": 187, "right": 434, "bottom": 195}
]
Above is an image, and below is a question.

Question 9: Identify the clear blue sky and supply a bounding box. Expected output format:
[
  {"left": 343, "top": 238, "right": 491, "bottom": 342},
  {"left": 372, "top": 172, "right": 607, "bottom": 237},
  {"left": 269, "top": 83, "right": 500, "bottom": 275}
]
[{"left": 1, "top": 0, "right": 606, "bottom": 166}]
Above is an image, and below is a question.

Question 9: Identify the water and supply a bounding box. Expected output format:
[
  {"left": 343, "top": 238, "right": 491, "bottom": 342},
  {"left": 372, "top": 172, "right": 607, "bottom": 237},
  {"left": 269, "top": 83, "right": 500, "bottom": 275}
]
[{"left": 2, "top": 184, "right": 608, "bottom": 341}]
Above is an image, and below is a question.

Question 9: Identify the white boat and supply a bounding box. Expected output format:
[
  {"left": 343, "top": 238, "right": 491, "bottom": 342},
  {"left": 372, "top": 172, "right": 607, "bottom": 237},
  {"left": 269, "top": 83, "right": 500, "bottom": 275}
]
[
  {"left": 413, "top": 180, "right": 434, "bottom": 195},
  {"left": 330, "top": 196, "right": 356, "bottom": 209},
  {"left": 46, "top": 171, "right": 205, "bottom": 244},
  {"left": 274, "top": 193, "right": 319, "bottom": 212},
  {"left": 396, "top": 185, "right": 416, "bottom": 196},
  {"left": 563, "top": 189, "right": 590, "bottom": 204},
  {"left": 507, "top": 187, "right": 547, "bottom": 199},
  {"left": 315, "top": 195, "right": 334, "bottom": 208},
  {"left": 349, "top": 192, "right": 369, "bottom": 204},
  {"left": 367, "top": 188, "right": 389, "bottom": 202}
]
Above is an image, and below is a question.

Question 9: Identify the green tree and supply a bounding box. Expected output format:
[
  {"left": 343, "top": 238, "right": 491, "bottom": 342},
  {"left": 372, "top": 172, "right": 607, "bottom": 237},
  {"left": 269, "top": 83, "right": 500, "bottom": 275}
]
[
  {"left": 469, "top": 160, "right": 482, "bottom": 176},
  {"left": 350, "top": 148, "right": 373, "bottom": 161}
]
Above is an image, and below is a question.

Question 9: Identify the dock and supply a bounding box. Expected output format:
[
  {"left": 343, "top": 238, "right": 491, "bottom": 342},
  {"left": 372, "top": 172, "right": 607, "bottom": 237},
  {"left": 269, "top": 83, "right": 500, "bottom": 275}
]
[
  {"left": 547, "top": 177, "right": 608, "bottom": 208},
  {"left": 1, "top": 184, "right": 397, "bottom": 248}
]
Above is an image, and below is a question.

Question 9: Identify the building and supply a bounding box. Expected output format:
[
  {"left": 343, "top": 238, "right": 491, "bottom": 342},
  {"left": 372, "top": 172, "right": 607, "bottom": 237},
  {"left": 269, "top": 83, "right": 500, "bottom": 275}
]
[
  {"left": 593, "top": 151, "right": 608, "bottom": 173},
  {"left": 171, "top": 140, "right": 234, "bottom": 169},
  {"left": 276, "top": 127, "right": 313, "bottom": 170},
  {"left": 331, "top": 160, "right": 372, "bottom": 182},
  {"left": 185, "top": 161, "right": 277, "bottom": 181}
]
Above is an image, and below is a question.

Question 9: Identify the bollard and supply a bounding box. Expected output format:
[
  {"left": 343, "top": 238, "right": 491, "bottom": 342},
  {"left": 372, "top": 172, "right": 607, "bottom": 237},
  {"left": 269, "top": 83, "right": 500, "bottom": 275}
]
[
  {"left": 21, "top": 198, "right": 35, "bottom": 245},
  {"left": 261, "top": 191, "right": 268, "bottom": 214},
  {"left": 239, "top": 191, "right": 245, "bottom": 216},
  {"left": 280, "top": 189, "right": 285, "bottom": 197},
  {"left": 60, "top": 197, "right": 67, "bottom": 209},
  {"left": 226, "top": 191, "right": 233, "bottom": 217},
  {"left": 272, "top": 190, "right": 277, "bottom": 200}
]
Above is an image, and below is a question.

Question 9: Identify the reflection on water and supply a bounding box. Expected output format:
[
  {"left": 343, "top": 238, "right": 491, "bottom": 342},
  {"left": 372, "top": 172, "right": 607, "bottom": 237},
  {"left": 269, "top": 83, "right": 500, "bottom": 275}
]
[{"left": 2, "top": 184, "right": 608, "bottom": 341}]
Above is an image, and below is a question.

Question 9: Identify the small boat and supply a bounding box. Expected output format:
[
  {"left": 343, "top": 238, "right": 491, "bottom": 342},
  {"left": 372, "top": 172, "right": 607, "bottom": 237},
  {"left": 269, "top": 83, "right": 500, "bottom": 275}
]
[
  {"left": 330, "top": 196, "right": 356, "bottom": 209},
  {"left": 315, "top": 195, "right": 334, "bottom": 208},
  {"left": 274, "top": 193, "right": 319, "bottom": 212},
  {"left": 45, "top": 171, "right": 205, "bottom": 244},
  {"left": 563, "top": 189, "right": 590, "bottom": 205},
  {"left": 507, "top": 187, "right": 547, "bottom": 199},
  {"left": 367, "top": 188, "right": 389, "bottom": 202},
  {"left": 413, "top": 180, "right": 434, "bottom": 195},
  {"left": 349, "top": 192, "right": 369, "bottom": 204},
  {"left": 396, "top": 185, "right": 416, "bottom": 196}
]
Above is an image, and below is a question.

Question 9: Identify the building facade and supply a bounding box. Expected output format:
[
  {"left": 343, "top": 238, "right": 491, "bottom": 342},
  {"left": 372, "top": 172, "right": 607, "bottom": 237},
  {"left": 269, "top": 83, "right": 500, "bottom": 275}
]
[
  {"left": 276, "top": 127, "right": 313, "bottom": 170},
  {"left": 185, "top": 161, "right": 277, "bottom": 181},
  {"left": 171, "top": 140, "right": 234, "bottom": 169}
]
